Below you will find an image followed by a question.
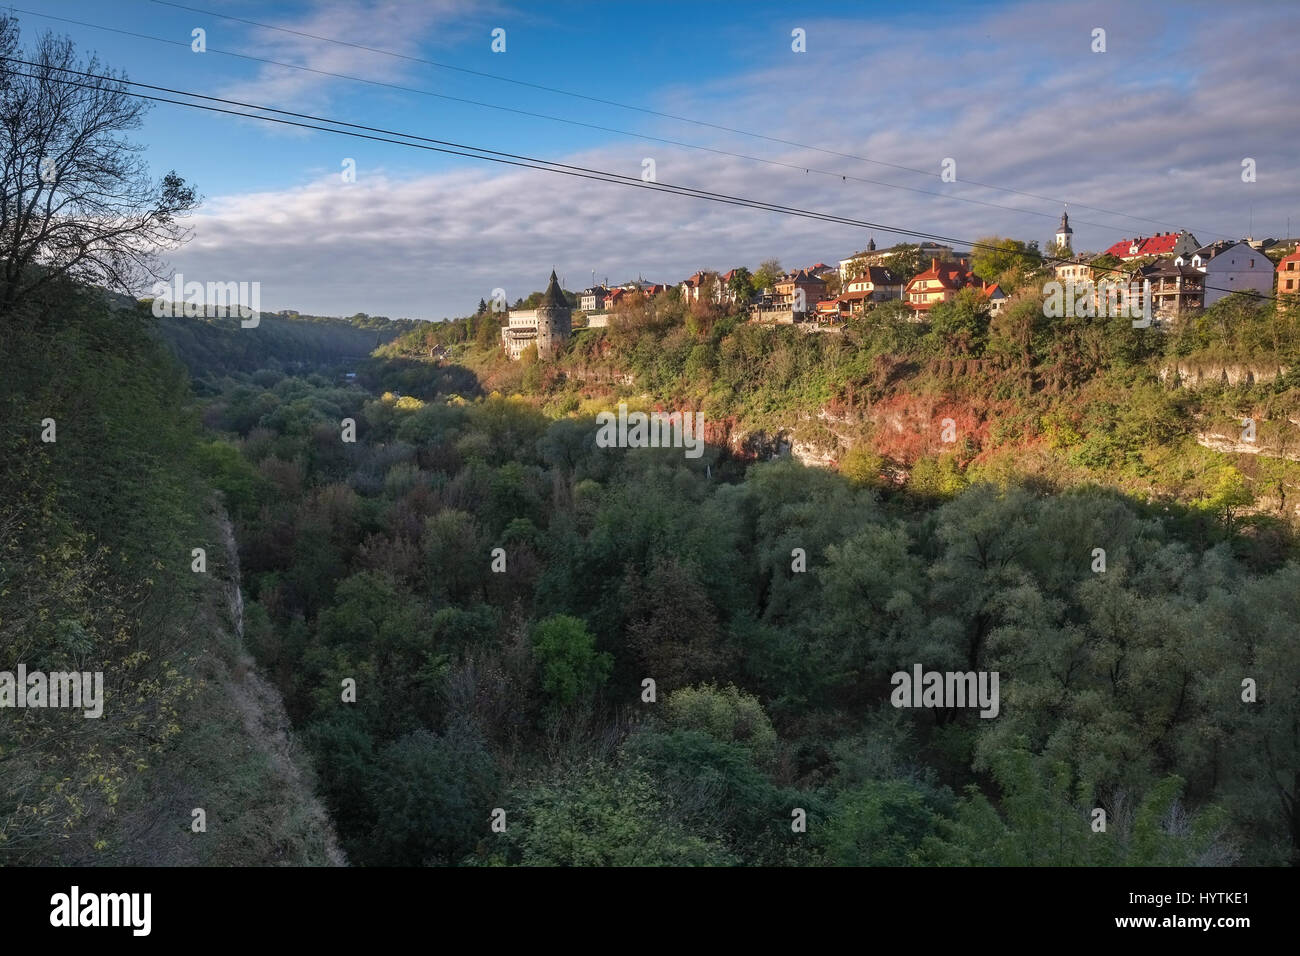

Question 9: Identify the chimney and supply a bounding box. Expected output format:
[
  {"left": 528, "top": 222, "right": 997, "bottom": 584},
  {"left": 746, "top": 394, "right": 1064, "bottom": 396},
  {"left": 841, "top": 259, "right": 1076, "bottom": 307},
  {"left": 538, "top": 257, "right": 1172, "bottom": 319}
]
[{"left": 931, "top": 258, "right": 939, "bottom": 270}]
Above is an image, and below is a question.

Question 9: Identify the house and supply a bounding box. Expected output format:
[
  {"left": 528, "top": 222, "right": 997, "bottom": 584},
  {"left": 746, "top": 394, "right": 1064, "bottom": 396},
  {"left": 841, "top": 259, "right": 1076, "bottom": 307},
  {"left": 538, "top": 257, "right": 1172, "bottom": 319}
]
[
  {"left": 1181, "top": 241, "right": 1274, "bottom": 307},
  {"left": 839, "top": 266, "right": 903, "bottom": 316},
  {"left": 718, "top": 268, "right": 750, "bottom": 305},
  {"left": 772, "top": 268, "right": 827, "bottom": 315},
  {"left": 1276, "top": 250, "right": 1300, "bottom": 296},
  {"left": 748, "top": 291, "right": 797, "bottom": 323},
  {"left": 840, "top": 240, "right": 953, "bottom": 282},
  {"left": 1051, "top": 258, "right": 1148, "bottom": 318},
  {"left": 839, "top": 238, "right": 879, "bottom": 281},
  {"left": 813, "top": 298, "right": 843, "bottom": 323},
  {"left": 579, "top": 286, "right": 611, "bottom": 312},
  {"left": 1101, "top": 230, "right": 1199, "bottom": 262},
  {"left": 1054, "top": 257, "right": 1094, "bottom": 284},
  {"left": 1144, "top": 260, "right": 1205, "bottom": 319},
  {"left": 680, "top": 270, "right": 722, "bottom": 304},
  {"left": 903, "top": 257, "right": 976, "bottom": 317},
  {"left": 980, "top": 282, "right": 1007, "bottom": 315}
]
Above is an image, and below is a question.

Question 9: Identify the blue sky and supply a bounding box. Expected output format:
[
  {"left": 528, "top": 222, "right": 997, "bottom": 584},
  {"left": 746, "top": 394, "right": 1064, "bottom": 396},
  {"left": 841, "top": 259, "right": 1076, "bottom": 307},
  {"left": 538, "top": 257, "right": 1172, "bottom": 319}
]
[{"left": 10, "top": 0, "right": 1300, "bottom": 318}]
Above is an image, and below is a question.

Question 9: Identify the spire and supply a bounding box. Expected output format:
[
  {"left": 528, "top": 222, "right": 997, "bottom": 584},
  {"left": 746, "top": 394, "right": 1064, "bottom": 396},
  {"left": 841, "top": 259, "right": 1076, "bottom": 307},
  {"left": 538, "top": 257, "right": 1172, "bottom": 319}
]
[
  {"left": 541, "top": 270, "right": 567, "bottom": 309},
  {"left": 1058, "top": 205, "right": 1072, "bottom": 236}
]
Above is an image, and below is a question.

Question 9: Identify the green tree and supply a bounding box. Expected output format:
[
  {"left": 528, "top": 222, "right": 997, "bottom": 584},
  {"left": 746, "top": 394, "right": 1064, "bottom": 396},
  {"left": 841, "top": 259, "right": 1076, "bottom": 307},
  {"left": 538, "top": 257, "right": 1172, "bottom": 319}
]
[
  {"left": 362, "top": 723, "right": 499, "bottom": 866},
  {"left": 727, "top": 266, "right": 755, "bottom": 302},
  {"left": 819, "top": 779, "right": 946, "bottom": 866},
  {"left": 531, "top": 614, "right": 612, "bottom": 705},
  {"left": 752, "top": 259, "right": 783, "bottom": 292},
  {"left": 483, "top": 763, "right": 735, "bottom": 866},
  {"left": 663, "top": 683, "right": 778, "bottom": 763},
  {"left": 971, "top": 236, "right": 1042, "bottom": 287}
]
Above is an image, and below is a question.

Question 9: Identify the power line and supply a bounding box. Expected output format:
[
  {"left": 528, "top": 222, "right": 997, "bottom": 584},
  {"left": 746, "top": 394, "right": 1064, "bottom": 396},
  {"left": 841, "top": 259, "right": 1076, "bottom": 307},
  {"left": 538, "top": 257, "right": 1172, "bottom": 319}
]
[
  {"left": 133, "top": 0, "right": 1229, "bottom": 240},
  {"left": 7, "top": 59, "right": 1277, "bottom": 303},
  {"left": 6, "top": 4, "right": 1205, "bottom": 239}
]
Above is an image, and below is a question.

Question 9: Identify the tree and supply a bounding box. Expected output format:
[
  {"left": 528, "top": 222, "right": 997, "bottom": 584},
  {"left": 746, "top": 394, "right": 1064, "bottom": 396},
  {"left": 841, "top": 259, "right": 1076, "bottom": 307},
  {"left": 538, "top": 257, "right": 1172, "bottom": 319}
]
[
  {"left": 752, "top": 259, "right": 783, "bottom": 292},
  {"left": 884, "top": 244, "right": 925, "bottom": 281},
  {"left": 838, "top": 445, "right": 884, "bottom": 487},
  {"left": 474, "top": 313, "right": 498, "bottom": 349},
  {"left": 362, "top": 723, "right": 499, "bottom": 866},
  {"left": 927, "top": 286, "right": 991, "bottom": 355},
  {"left": 1200, "top": 467, "right": 1252, "bottom": 533},
  {"left": 483, "top": 763, "right": 736, "bottom": 866},
  {"left": 971, "top": 236, "right": 1042, "bottom": 287},
  {"left": 0, "top": 18, "right": 197, "bottom": 313},
  {"left": 819, "top": 779, "right": 946, "bottom": 866},
  {"left": 727, "top": 266, "right": 755, "bottom": 303},
  {"left": 663, "top": 683, "right": 778, "bottom": 764},
  {"left": 531, "top": 613, "right": 612, "bottom": 705}
]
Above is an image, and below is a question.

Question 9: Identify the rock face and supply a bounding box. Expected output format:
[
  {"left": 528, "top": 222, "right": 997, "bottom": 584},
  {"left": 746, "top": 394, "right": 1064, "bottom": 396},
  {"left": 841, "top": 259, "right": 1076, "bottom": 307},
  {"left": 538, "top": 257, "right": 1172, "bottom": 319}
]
[
  {"left": 729, "top": 428, "right": 792, "bottom": 461},
  {"left": 724, "top": 426, "right": 840, "bottom": 468},
  {"left": 1160, "top": 362, "right": 1288, "bottom": 388},
  {"left": 1197, "top": 431, "right": 1265, "bottom": 456},
  {"left": 790, "top": 439, "right": 838, "bottom": 468},
  {"left": 1197, "top": 430, "right": 1300, "bottom": 462}
]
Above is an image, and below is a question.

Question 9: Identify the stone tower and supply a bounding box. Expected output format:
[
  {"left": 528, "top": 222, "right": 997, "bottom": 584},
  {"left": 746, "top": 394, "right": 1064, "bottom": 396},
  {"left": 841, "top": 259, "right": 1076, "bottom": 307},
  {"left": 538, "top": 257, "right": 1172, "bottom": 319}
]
[{"left": 535, "top": 270, "right": 571, "bottom": 360}]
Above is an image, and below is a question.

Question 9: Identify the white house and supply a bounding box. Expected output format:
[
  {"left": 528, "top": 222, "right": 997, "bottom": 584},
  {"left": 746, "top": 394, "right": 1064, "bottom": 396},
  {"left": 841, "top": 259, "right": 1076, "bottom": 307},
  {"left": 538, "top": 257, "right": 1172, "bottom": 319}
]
[{"left": 1178, "top": 241, "right": 1274, "bottom": 307}]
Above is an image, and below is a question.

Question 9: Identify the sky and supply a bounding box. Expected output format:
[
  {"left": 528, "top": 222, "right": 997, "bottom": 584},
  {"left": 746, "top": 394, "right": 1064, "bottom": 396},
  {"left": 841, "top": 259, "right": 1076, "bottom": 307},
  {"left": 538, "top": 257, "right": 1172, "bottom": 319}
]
[{"left": 10, "top": 0, "right": 1300, "bottom": 319}]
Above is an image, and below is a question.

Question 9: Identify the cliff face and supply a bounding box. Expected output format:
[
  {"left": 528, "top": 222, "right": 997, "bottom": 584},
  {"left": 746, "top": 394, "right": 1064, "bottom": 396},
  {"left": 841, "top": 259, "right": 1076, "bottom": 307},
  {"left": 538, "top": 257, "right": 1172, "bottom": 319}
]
[
  {"left": 1196, "top": 429, "right": 1300, "bottom": 462},
  {"left": 1160, "top": 362, "right": 1289, "bottom": 387}
]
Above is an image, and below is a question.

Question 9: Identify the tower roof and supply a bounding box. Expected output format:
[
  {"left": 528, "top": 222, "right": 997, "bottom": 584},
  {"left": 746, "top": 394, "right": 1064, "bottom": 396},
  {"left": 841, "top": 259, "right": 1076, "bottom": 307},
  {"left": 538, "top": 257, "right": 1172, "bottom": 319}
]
[
  {"left": 1058, "top": 207, "right": 1072, "bottom": 234},
  {"left": 541, "top": 270, "right": 568, "bottom": 309}
]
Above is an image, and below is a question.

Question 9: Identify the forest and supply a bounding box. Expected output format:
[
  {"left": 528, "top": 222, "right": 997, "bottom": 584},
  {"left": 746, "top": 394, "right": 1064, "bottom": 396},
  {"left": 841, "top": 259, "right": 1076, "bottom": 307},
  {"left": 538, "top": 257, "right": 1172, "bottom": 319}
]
[{"left": 196, "top": 333, "right": 1298, "bottom": 866}]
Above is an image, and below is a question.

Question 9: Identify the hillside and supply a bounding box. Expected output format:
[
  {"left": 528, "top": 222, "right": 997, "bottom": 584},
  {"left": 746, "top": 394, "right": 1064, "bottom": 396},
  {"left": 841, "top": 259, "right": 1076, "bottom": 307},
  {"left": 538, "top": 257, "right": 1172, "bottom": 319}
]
[
  {"left": 0, "top": 284, "right": 343, "bottom": 865},
  {"left": 384, "top": 279, "right": 1300, "bottom": 561}
]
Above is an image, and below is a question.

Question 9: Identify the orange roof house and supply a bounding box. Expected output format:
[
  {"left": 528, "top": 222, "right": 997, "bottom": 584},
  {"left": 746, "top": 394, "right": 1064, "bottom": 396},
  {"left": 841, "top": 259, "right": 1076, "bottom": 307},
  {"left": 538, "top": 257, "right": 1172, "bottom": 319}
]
[
  {"left": 1277, "top": 250, "right": 1300, "bottom": 295},
  {"left": 904, "top": 258, "right": 974, "bottom": 315}
]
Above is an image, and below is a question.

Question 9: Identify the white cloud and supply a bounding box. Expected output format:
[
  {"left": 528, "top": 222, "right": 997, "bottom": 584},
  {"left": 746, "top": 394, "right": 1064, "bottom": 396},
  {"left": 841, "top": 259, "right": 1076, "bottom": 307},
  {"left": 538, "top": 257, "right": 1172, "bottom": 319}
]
[{"left": 211, "top": 0, "right": 489, "bottom": 112}]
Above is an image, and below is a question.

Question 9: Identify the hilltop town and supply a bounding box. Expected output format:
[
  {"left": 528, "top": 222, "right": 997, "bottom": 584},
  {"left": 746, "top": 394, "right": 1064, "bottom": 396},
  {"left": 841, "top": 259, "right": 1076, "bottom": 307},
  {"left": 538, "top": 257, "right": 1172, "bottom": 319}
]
[{"left": 492, "top": 211, "right": 1297, "bottom": 360}]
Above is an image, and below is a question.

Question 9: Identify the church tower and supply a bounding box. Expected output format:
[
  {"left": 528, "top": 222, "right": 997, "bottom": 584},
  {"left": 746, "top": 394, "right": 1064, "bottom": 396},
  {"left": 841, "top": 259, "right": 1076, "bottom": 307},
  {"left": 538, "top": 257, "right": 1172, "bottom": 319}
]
[
  {"left": 1055, "top": 207, "right": 1073, "bottom": 252},
  {"left": 534, "top": 270, "right": 571, "bottom": 360}
]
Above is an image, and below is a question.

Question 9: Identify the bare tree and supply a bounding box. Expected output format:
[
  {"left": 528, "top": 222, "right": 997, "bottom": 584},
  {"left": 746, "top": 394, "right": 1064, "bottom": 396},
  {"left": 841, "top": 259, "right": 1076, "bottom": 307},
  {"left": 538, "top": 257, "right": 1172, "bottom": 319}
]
[{"left": 0, "top": 16, "right": 197, "bottom": 314}]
